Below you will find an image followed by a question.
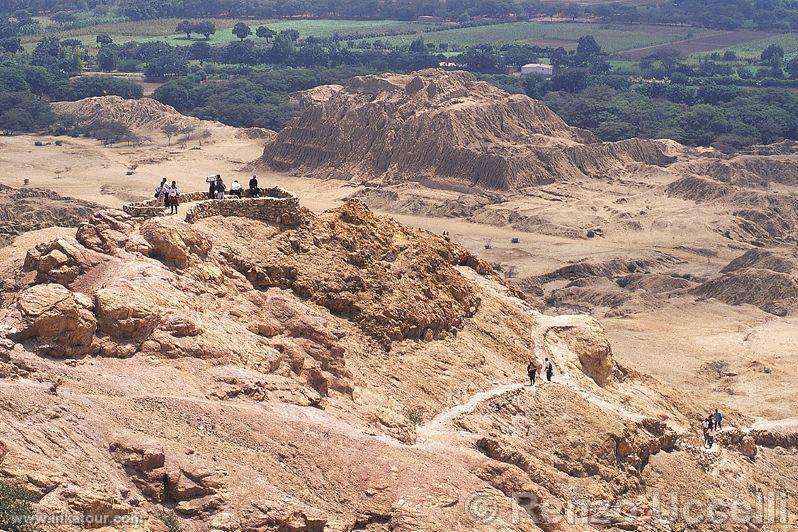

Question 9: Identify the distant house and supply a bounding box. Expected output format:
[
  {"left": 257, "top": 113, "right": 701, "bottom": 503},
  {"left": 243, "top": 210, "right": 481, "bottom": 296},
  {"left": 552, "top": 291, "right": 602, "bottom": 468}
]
[{"left": 521, "top": 63, "right": 554, "bottom": 76}]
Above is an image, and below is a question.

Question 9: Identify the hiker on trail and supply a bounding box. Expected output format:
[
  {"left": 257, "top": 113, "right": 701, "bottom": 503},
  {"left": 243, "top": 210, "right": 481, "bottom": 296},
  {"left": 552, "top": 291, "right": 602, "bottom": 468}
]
[
  {"left": 527, "top": 361, "right": 537, "bottom": 386},
  {"left": 156, "top": 178, "right": 168, "bottom": 206},
  {"left": 702, "top": 418, "right": 710, "bottom": 447},
  {"left": 714, "top": 409, "right": 723, "bottom": 431},
  {"left": 168, "top": 181, "right": 179, "bottom": 214},
  {"left": 215, "top": 176, "right": 225, "bottom": 200},
  {"left": 207, "top": 175, "right": 219, "bottom": 200},
  {"left": 707, "top": 426, "right": 716, "bottom": 449},
  {"left": 231, "top": 180, "right": 242, "bottom": 198},
  {"left": 545, "top": 358, "right": 554, "bottom": 382},
  {"left": 249, "top": 175, "right": 260, "bottom": 197}
]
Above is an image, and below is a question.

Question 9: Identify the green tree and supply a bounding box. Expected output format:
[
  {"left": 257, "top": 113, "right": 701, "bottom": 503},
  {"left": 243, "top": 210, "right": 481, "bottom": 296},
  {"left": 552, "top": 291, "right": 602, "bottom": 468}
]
[
  {"left": 256, "top": 26, "right": 277, "bottom": 41},
  {"left": 270, "top": 33, "right": 296, "bottom": 63},
  {"left": 0, "top": 37, "right": 21, "bottom": 54},
  {"left": 85, "top": 119, "right": 133, "bottom": 144},
  {"left": 576, "top": 35, "right": 601, "bottom": 57},
  {"left": 653, "top": 48, "right": 682, "bottom": 73},
  {"left": 188, "top": 41, "right": 212, "bottom": 62},
  {"left": 162, "top": 123, "right": 179, "bottom": 145},
  {"left": 409, "top": 35, "right": 426, "bottom": 54},
  {"left": 97, "top": 47, "right": 117, "bottom": 71},
  {"left": 144, "top": 54, "right": 189, "bottom": 81},
  {"left": 551, "top": 69, "right": 588, "bottom": 93},
  {"left": 280, "top": 29, "right": 300, "bottom": 42},
  {"left": 0, "top": 109, "right": 35, "bottom": 135},
  {"left": 25, "top": 67, "right": 51, "bottom": 98},
  {"left": 153, "top": 80, "right": 193, "bottom": 112},
  {"left": 13, "top": 9, "right": 34, "bottom": 26},
  {"left": 723, "top": 50, "right": 737, "bottom": 61},
  {"left": 522, "top": 73, "right": 551, "bottom": 99},
  {"left": 96, "top": 34, "right": 113, "bottom": 47},
  {"left": 564, "top": 4, "right": 583, "bottom": 20},
  {"left": 193, "top": 21, "right": 216, "bottom": 40},
  {"left": 761, "top": 44, "right": 784, "bottom": 67},
  {"left": 787, "top": 57, "right": 798, "bottom": 79},
  {"left": 176, "top": 20, "right": 193, "bottom": 39},
  {"left": 232, "top": 22, "right": 251, "bottom": 41},
  {"left": 458, "top": 46, "right": 502, "bottom": 73}
]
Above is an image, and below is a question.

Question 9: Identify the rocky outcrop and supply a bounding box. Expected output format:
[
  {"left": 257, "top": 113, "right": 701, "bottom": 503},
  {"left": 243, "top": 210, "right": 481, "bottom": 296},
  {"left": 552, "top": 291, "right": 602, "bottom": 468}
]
[
  {"left": 1, "top": 284, "right": 96, "bottom": 357},
  {"left": 259, "top": 69, "right": 674, "bottom": 191},
  {"left": 23, "top": 237, "right": 105, "bottom": 285},
  {"left": 556, "top": 319, "right": 617, "bottom": 386},
  {"left": 109, "top": 435, "right": 224, "bottom": 515}
]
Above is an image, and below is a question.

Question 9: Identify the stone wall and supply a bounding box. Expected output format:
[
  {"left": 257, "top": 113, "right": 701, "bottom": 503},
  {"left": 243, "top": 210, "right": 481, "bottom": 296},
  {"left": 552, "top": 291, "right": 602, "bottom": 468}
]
[
  {"left": 122, "top": 187, "right": 302, "bottom": 227},
  {"left": 123, "top": 191, "right": 208, "bottom": 218},
  {"left": 184, "top": 187, "right": 303, "bottom": 226}
]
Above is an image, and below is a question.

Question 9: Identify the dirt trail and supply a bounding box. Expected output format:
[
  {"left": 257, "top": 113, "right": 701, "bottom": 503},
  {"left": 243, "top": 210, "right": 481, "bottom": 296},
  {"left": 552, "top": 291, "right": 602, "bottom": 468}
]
[{"left": 417, "top": 383, "right": 526, "bottom": 443}]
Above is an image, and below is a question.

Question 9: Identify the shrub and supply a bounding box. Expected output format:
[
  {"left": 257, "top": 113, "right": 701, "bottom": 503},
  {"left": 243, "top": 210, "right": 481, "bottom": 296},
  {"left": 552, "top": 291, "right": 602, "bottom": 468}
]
[
  {"left": 157, "top": 511, "right": 181, "bottom": 532},
  {"left": 404, "top": 406, "right": 425, "bottom": 429},
  {"left": 0, "top": 482, "right": 37, "bottom": 532}
]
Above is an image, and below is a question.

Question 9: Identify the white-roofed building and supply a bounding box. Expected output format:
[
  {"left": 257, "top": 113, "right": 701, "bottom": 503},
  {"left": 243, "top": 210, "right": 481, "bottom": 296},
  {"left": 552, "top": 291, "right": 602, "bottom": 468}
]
[{"left": 521, "top": 63, "right": 554, "bottom": 76}]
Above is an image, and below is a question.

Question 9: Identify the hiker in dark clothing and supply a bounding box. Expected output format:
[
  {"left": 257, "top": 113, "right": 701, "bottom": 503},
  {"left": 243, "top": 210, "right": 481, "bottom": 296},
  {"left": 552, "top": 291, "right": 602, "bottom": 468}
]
[
  {"left": 545, "top": 358, "right": 554, "bottom": 382},
  {"left": 714, "top": 409, "right": 723, "bottom": 431},
  {"left": 527, "top": 362, "right": 537, "bottom": 386},
  {"left": 208, "top": 178, "right": 216, "bottom": 200},
  {"left": 249, "top": 175, "right": 260, "bottom": 197},
  {"left": 215, "top": 176, "right": 225, "bottom": 200}
]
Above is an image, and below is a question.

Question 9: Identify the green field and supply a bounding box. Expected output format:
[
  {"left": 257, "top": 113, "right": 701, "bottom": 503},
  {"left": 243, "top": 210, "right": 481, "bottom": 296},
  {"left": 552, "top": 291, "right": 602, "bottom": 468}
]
[
  {"left": 696, "top": 33, "right": 798, "bottom": 61},
  {"left": 27, "top": 18, "right": 427, "bottom": 47},
  {"left": 25, "top": 17, "right": 791, "bottom": 61},
  {"left": 351, "top": 22, "right": 713, "bottom": 53}
]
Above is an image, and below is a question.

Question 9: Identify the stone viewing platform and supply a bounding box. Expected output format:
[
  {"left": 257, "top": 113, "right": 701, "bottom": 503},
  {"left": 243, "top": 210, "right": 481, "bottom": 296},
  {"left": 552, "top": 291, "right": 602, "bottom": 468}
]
[{"left": 122, "top": 186, "right": 303, "bottom": 226}]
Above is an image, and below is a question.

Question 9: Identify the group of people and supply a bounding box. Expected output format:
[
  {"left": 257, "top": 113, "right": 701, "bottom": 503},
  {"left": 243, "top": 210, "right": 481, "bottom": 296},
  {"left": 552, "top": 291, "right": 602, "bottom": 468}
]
[
  {"left": 526, "top": 358, "right": 555, "bottom": 385},
  {"left": 207, "top": 174, "right": 261, "bottom": 200},
  {"left": 155, "top": 178, "right": 180, "bottom": 214},
  {"left": 154, "top": 173, "right": 264, "bottom": 214},
  {"left": 702, "top": 409, "right": 724, "bottom": 448}
]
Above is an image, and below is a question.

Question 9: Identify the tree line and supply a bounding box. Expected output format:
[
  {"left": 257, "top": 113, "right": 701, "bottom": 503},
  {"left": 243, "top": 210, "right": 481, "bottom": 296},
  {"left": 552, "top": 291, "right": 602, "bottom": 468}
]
[
  {"left": 3, "top": 16, "right": 798, "bottom": 153},
  {"left": 3, "top": 0, "right": 798, "bottom": 32}
]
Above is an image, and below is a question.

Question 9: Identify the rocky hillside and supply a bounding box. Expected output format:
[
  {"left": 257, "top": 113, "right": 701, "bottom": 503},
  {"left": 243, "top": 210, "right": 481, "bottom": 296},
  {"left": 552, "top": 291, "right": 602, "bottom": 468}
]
[
  {"left": 0, "top": 184, "right": 100, "bottom": 244},
  {"left": 0, "top": 199, "right": 795, "bottom": 530},
  {"left": 258, "top": 69, "right": 674, "bottom": 191}
]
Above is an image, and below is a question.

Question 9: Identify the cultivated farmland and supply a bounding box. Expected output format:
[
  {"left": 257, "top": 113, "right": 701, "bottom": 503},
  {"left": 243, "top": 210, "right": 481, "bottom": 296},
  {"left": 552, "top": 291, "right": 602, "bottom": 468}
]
[
  {"left": 619, "top": 30, "right": 776, "bottom": 60},
  {"left": 350, "top": 22, "right": 715, "bottom": 53}
]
